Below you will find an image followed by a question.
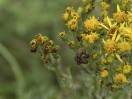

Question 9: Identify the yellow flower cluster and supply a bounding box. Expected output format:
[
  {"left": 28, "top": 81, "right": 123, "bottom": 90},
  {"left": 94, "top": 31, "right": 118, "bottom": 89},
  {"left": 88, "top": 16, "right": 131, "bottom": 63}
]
[
  {"left": 30, "top": 0, "right": 132, "bottom": 92},
  {"left": 30, "top": 33, "right": 60, "bottom": 63},
  {"left": 62, "top": 1, "right": 132, "bottom": 91},
  {"left": 99, "top": 4, "right": 132, "bottom": 88},
  {"left": 62, "top": 7, "right": 81, "bottom": 31}
]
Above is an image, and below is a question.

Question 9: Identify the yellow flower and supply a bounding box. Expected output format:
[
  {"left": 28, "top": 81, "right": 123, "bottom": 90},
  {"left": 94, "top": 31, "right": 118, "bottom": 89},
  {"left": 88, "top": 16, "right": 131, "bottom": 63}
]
[
  {"left": 36, "top": 33, "right": 48, "bottom": 43},
  {"left": 85, "top": 4, "right": 94, "bottom": 13},
  {"left": 48, "top": 40, "right": 54, "bottom": 46},
  {"left": 107, "top": 56, "right": 114, "bottom": 63},
  {"left": 84, "top": 34, "right": 94, "bottom": 44},
  {"left": 101, "top": 59, "right": 107, "bottom": 65},
  {"left": 118, "top": 41, "right": 131, "bottom": 52},
  {"left": 59, "top": 31, "right": 67, "bottom": 40},
  {"left": 66, "top": 7, "right": 74, "bottom": 13},
  {"left": 100, "top": 70, "right": 108, "bottom": 78},
  {"left": 123, "top": 64, "right": 131, "bottom": 74},
  {"left": 111, "top": 84, "right": 119, "bottom": 90},
  {"left": 71, "top": 11, "right": 80, "bottom": 20},
  {"left": 77, "top": 7, "right": 83, "bottom": 14},
  {"left": 103, "top": 31, "right": 124, "bottom": 62},
  {"left": 100, "top": 16, "right": 119, "bottom": 36},
  {"left": 84, "top": 32, "right": 99, "bottom": 44},
  {"left": 113, "top": 4, "right": 128, "bottom": 23},
  {"left": 116, "top": 65, "right": 122, "bottom": 71},
  {"left": 101, "top": 2, "right": 110, "bottom": 10},
  {"left": 103, "top": 17, "right": 109, "bottom": 25},
  {"left": 92, "top": 53, "right": 98, "bottom": 59},
  {"left": 104, "top": 39, "right": 117, "bottom": 54},
  {"left": 101, "top": 10, "right": 108, "bottom": 17},
  {"left": 67, "top": 19, "right": 78, "bottom": 31},
  {"left": 62, "top": 12, "right": 69, "bottom": 22},
  {"left": 91, "top": 32, "right": 99, "bottom": 40},
  {"left": 121, "top": 27, "right": 132, "bottom": 40},
  {"left": 30, "top": 39, "right": 38, "bottom": 52},
  {"left": 30, "top": 39, "right": 37, "bottom": 46},
  {"left": 114, "top": 73, "right": 128, "bottom": 83},
  {"left": 84, "top": 16, "right": 99, "bottom": 31},
  {"left": 68, "top": 41, "right": 75, "bottom": 48}
]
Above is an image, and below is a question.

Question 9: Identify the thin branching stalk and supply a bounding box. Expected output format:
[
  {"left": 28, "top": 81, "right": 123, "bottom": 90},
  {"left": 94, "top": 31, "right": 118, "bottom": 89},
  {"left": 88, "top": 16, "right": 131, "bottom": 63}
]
[{"left": 0, "top": 43, "right": 25, "bottom": 99}]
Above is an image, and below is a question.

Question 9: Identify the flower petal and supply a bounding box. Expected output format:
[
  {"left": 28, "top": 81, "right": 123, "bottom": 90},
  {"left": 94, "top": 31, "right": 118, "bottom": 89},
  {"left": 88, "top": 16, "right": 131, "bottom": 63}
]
[
  {"left": 117, "top": 4, "right": 121, "bottom": 12},
  {"left": 112, "top": 31, "right": 117, "bottom": 41},
  {"left": 107, "top": 16, "right": 112, "bottom": 27},
  {"left": 116, "top": 54, "right": 123, "bottom": 63},
  {"left": 100, "top": 23, "right": 109, "bottom": 30},
  {"left": 115, "top": 34, "right": 120, "bottom": 42}
]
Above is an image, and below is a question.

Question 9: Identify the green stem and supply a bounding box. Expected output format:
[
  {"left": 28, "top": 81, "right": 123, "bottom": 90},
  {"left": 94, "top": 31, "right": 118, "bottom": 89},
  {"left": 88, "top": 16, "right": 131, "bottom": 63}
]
[{"left": 0, "top": 43, "right": 24, "bottom": 99}]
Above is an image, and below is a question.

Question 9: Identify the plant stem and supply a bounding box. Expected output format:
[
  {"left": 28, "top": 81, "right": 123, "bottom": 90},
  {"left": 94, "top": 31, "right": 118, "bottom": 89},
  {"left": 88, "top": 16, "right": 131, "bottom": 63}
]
[{"left": 0, "top": 43, "right": 25, "bottom": 99}]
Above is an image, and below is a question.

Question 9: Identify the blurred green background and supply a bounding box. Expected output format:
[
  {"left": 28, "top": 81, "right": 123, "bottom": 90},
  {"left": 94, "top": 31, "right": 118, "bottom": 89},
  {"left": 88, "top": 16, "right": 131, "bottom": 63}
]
[{"left": 0, "top": 0, "right": 82, "bottom": 99}]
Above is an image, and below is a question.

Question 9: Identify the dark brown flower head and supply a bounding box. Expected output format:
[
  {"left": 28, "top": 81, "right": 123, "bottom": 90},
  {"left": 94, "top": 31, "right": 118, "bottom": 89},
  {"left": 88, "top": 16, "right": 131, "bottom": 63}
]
[
  {"left": 75, "top": 48, "right": 90, "bottom": 65},
  {"left": 108, "top": 26, "right": 119, "bottom": 35}
]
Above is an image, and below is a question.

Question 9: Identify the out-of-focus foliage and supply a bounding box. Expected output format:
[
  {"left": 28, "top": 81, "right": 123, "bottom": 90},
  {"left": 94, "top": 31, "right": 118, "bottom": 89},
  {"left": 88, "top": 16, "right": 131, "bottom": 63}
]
[{"left": 0, "top": 0, "right": 79, "bottom": 99}]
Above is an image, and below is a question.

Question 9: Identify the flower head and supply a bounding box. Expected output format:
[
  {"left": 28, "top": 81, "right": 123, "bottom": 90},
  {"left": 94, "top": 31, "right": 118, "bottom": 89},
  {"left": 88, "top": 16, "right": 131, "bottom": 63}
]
[
  {"left": 84, "top": 16, "right": 99, "bottom": 31},
  {"left": 114, "top": 73, "right": 128, "bottom": 83},
  {"left": 71, "top": 11, "right": 80, "bottom": 20},
  {"left": 104, "top": 39, "right": 117, "bottom": 54},
  {"left": 107, "top": 56, "right": 114, "bottom": 63},
  {"left": 123, "top": 64, "right": 131, "bottom": 74},
  {"left": 67, "top": 19, "right": 78, "bottom": 31},
  {"left": 101, "top": 2, "right": 110, "bottom": 10},
  {"left": 36, "top": 34, "right": 48, "bottom": 44},
  {"left": 121, "top": 27, "right": 132, "bottom": 40},
  {"left": 85, "top": 4, "right": 94, "bottom": 13},
  {"left": 116, "top": 65, "right": 122, "bottom": 71},
  {"left": 59, "top": 31, "right": 67, "bottom": 40},
  {"left": 30, "top": 39, "right": 38, "bottom": 52},
  {"left": 100, "top": 70, "right": 108, "bottom": 78},
  {"left": 113, "top": 4, "right": 128, "bottom": 23},
  {"left": 118, "top": 41, "right": 131, "bottom": 52},
  {"left": 68, "top": 41, "right": 75, "bottom": 48},
  {"left": 92, "top": 53, "right": 98, "bottom": 59},
  {"left": 66, "top": 7, "right": 74, "bottom": 13},
  {"left": 84, "top": 33, "right": 99, "bottom": 44},
  {"left": 62, "top": 12, "right": 69, "bottom": 22}
]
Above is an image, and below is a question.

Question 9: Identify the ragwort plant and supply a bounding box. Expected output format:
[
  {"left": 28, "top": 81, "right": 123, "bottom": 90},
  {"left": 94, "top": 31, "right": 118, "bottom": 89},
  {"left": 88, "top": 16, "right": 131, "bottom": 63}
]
[{"left": 30, "top": 0, "right": 132, "bottom": 98}]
